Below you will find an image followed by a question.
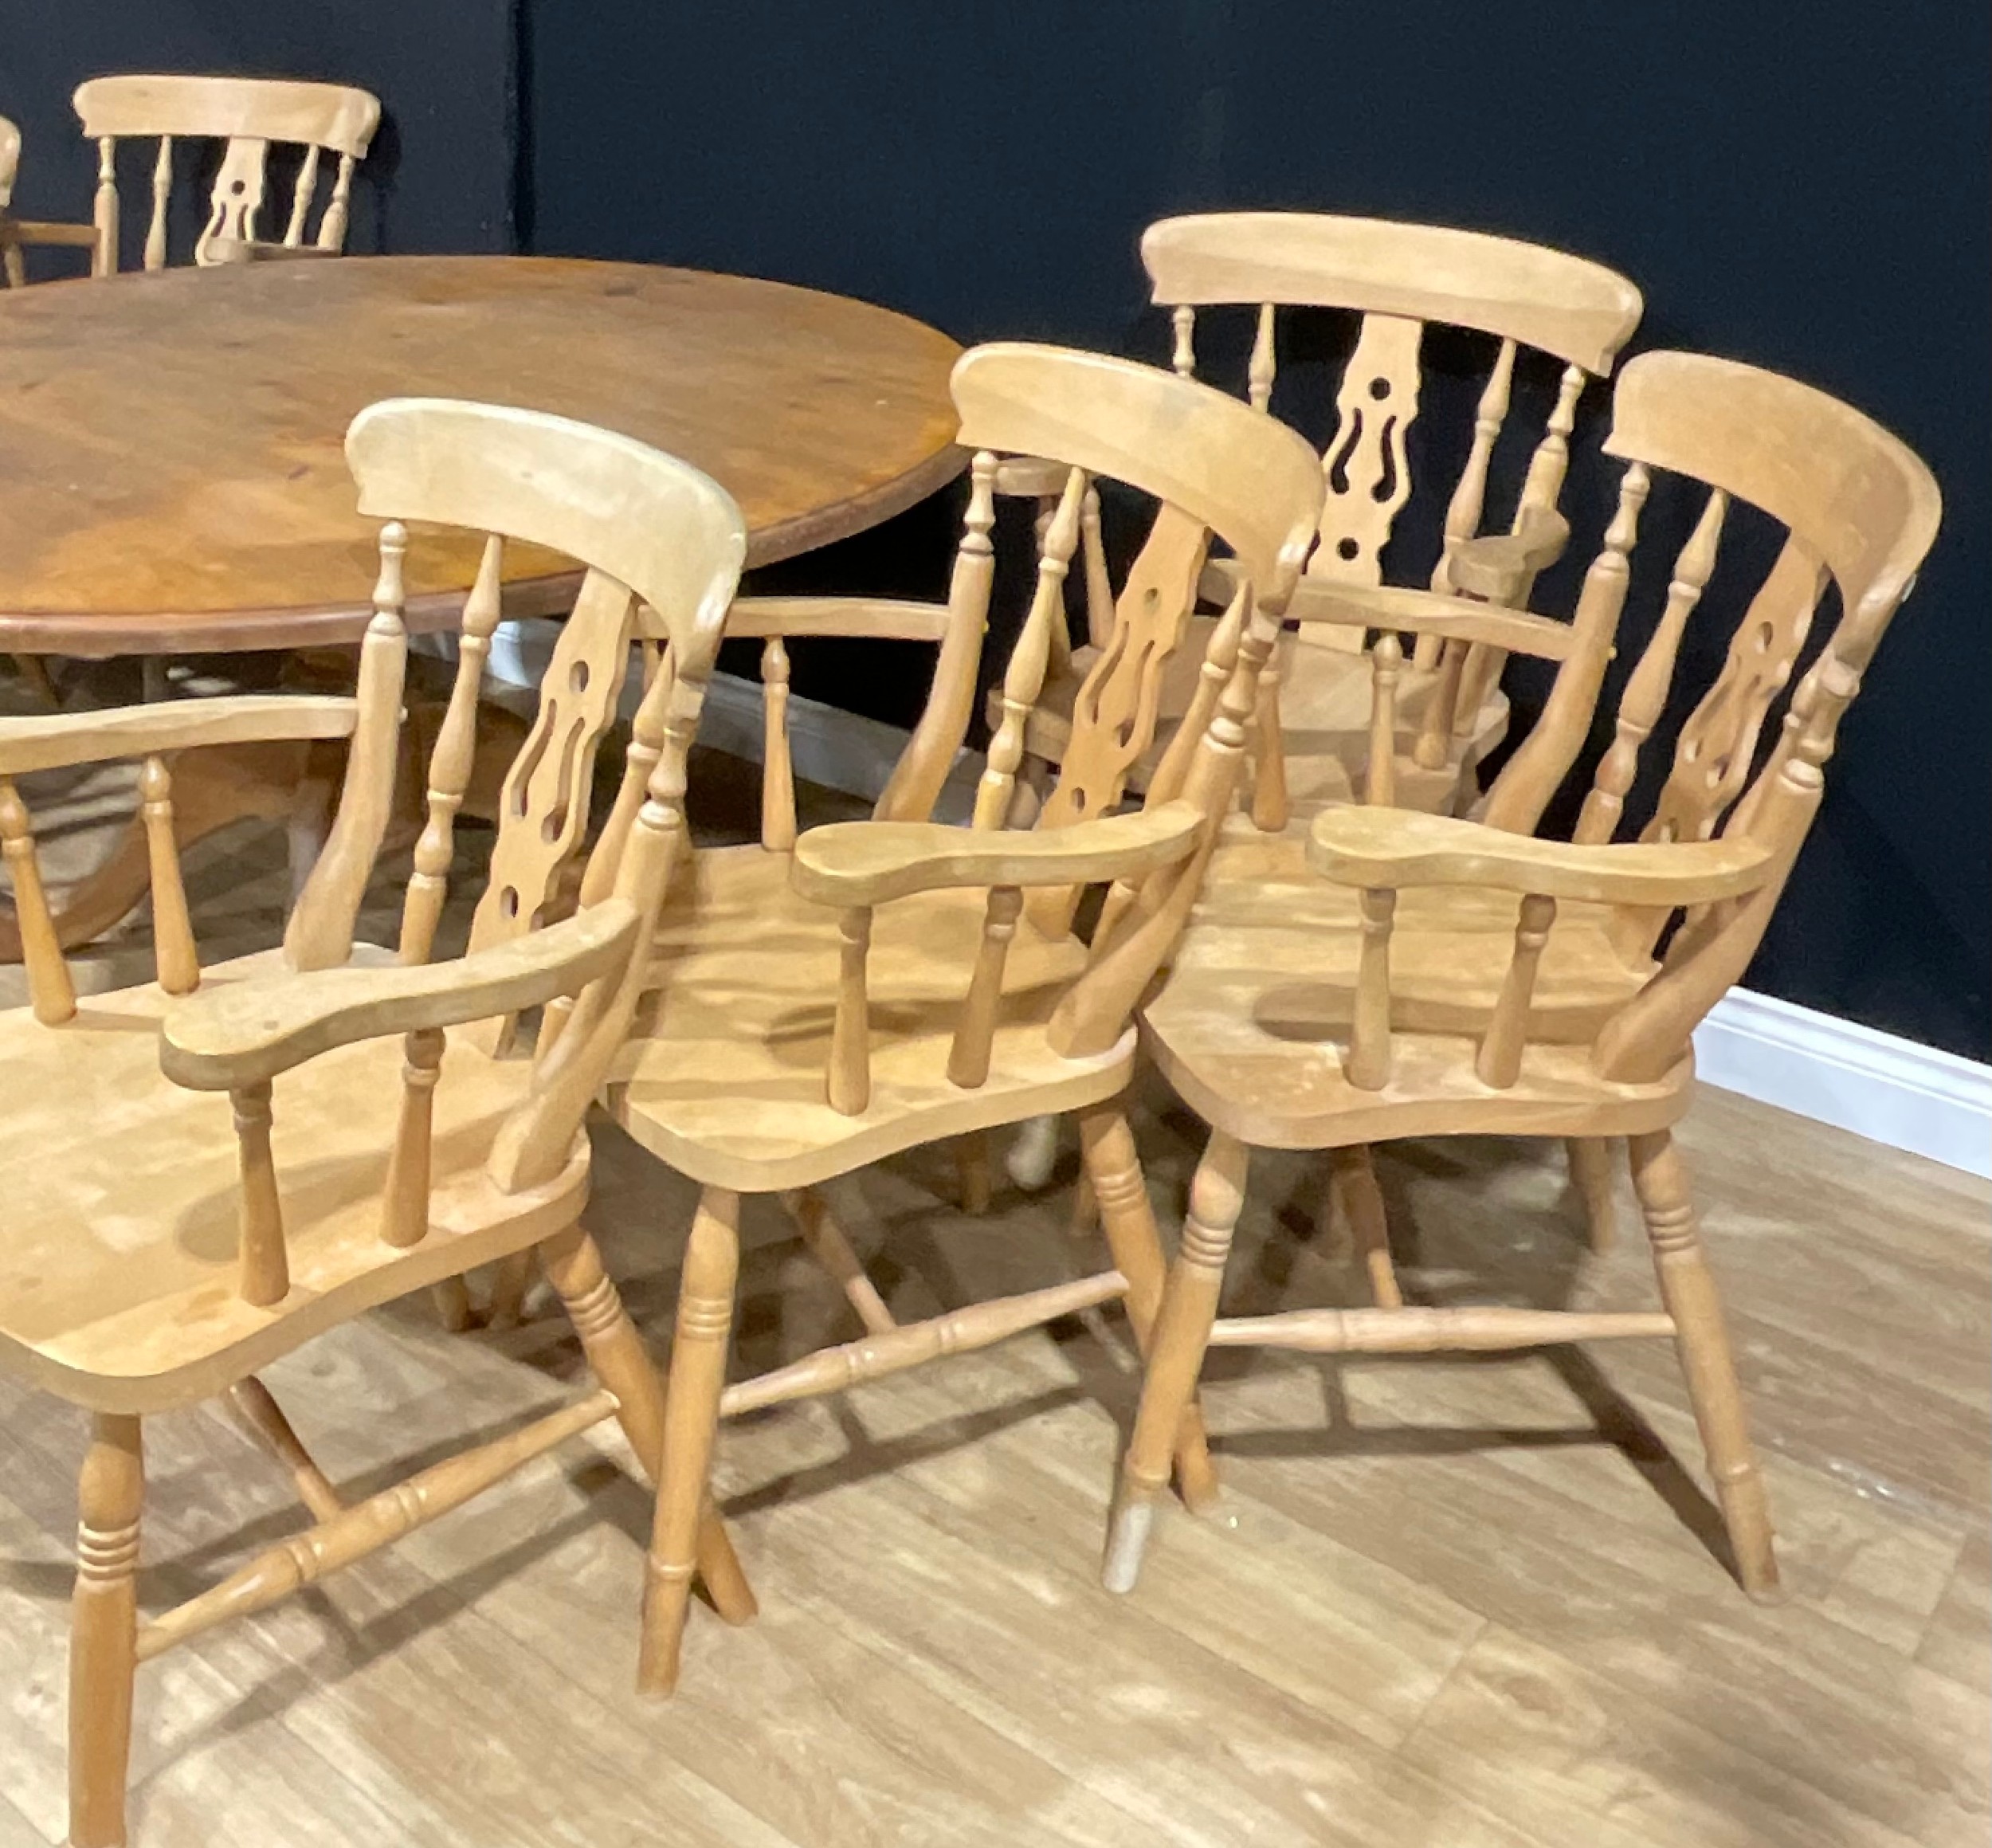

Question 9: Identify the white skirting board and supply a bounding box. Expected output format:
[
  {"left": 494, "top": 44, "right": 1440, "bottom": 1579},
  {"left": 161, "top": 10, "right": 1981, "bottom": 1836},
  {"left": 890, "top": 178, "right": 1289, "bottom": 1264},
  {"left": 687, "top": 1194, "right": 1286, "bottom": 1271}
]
[
  {"left": 488, "top": 627, "right": 1992, "bottom": 1179},
  {"left": 1691, "top": 988, "right": 1990, "bottom": 1179}
]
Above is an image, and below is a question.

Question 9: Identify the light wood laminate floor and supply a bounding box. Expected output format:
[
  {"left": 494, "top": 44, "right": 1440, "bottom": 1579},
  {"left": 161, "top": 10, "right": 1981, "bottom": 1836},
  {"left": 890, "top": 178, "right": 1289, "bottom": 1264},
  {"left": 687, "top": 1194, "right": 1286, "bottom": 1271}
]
[{"left": 0, "top": 662, "right": 1984, "bottom": 1846}]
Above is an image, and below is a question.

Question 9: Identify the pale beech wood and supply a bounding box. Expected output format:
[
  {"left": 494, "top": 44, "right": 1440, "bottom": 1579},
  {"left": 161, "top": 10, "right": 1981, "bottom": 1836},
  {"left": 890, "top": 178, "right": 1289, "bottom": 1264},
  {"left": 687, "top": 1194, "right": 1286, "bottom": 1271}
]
[
  {"left": 1140, "top": 212, "right": 1642, "bottom": 373},
  {"left": 0, "top": 396, "right": 754, "bottom": 1838},
  {"left": 0, "top": 259, "right": 961, "bottom": 657},
  {"left": 826, "top": 906, "right": 875, "bottom": 1116},
  {"left": 0, "top": 775, "right": 76, "bottom": 1024},
  {"left": 401, "top": 534, "right": 503, "bottom": 963},
  {"left": 222, "top": 1375, "right": 342, "bottom": 1520},
  {"left": 379, "top": 1026, "right": 445, "bottom": 1249},
  {"left": 136, "top": 755, "right": 200, "bottom": 995},
  {"left": 1567, "top": 1132, "right": 1619, "bottom": 1253},
  {"left": 782, "top": 1190, "right": 896, "bottom": 1336},
  {"left": 68, "top": 1412, "right": 142, "bottom": 1848},
  {"left": 1310, "top": 805, "right": 1777, "bottom": 904},
  {"left": 137, "top": 1388, "right": 621, "bottom": 1663},
  {"left": 616, "top": 342, "right": 1320, "bottom": 1690},
  {"left": 792, "top": 800, "right": 1205, "bottom": 907},
  {"left": 947, "top": 885, "right": 1024, "bottom": 1089},
  {"left": 164, "top": 900, "right": 641, "bottom": 1089},
  {"left": 975, "top": 469, "right": 1084, "bottom": 831},
  {"left": 720, "top": 1271, "right": 1127, "bottom": 1418},
  {"left": 723, "top": 595, "right": 953, "bottom": 642},
  {"left": 1206, "top": 1305, "right": 1676, "bottom": 1350},
  {"left": 1215, "top": 562, "right": 1581, "bottom": 661},
  {"left": 1475, "top": 893, "right": 1557, "bottom": 1087},
  {"left": 1020, "top": 214, "right": 1640, "bottom": 828},
  {"left": 1366, "top": 633, "right": 1402, "bottom": 806},
  {"left": 0, "top": 693, "right": 359, "bottom": 774},
  {"left": 1114, "top": 347, "right": 1942, "bottom": 1598},
  {"left": 230, "top": 1079, "right": 290, "bottom": 1307},
  {"left": 641, "top": 1185, "right": 741, "bottom": 1697},
  {"left": 1104, "top": 1130, "right": 1249, "bottom": 1592},
  {"left": 73, "top": 75, "right": 379, "bottom": 269},
  {"left": 1629, "top": 1130, "right": 1780, "bottom": 1599},
  {"left": 1347, "top": 889, "right": 1398, "bottom": 1090},
  {"left": 284, "top": 527, "right": 409, "bottom": 973},
  {"left": 759, "top": 635, "right": 796, "bottom": 852},
  {"left": 1328, "top": 1144, "right": 1402, "bottom": 1309}
]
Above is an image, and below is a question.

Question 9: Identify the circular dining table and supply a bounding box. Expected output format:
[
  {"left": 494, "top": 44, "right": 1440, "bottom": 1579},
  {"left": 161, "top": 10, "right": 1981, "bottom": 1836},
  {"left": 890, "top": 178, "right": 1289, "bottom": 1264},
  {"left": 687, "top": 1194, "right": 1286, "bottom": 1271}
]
[{"left": 0, "top": 254, "right": 966, "bottom": 948}]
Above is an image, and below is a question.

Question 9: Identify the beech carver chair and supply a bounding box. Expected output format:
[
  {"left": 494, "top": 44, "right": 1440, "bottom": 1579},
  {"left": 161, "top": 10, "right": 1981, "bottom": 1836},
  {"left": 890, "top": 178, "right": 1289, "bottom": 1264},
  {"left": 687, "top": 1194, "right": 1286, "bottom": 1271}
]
[
  {"left": 1015, "top": 212, "right": 1642, "bottom": 828},
  {"left": 0, "top": 397, "right": 751, "bottom": 1848},
  {"left": 0, "top": 114, "right": 104, "bottom": 284},
  {"left": 1101, "top": 351, "right": 1941, "bottom": 1604},
  {"left": 591, "top": 342, "right": 1323, "bottom": 1693},
  {"left": 71, "top": 74, "right": 379, "bottom": 272}
]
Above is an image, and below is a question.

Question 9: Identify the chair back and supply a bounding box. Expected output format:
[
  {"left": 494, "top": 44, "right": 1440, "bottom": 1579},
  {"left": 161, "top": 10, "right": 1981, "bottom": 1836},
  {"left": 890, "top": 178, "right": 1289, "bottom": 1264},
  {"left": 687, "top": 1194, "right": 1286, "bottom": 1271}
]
[
  {"left": 900, "top": 343, "right": 1323, "bottom": 1073},
  {"left": 73, "top": 75, "right": 380, "bottom": 269},
  {"left": 1567, "top": 352, "right": 1940, "bottom": 1078},
  {"left": 1143, "top": 211, "right": 1642, "bottom": 611}
]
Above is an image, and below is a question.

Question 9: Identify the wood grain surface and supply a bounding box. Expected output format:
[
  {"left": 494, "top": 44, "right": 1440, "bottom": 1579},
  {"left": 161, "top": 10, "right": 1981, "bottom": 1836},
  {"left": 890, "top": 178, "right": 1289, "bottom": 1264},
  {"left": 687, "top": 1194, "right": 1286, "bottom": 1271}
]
[{"left": 0, "top": 257, "right": 963, "bottom": 655}]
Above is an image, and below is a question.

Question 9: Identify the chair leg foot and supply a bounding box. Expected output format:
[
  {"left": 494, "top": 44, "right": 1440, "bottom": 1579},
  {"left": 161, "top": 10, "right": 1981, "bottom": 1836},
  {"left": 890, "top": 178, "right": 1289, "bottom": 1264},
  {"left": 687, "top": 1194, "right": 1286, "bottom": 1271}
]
[
  {"left": 1100, "top": 1486, "right": 1158, "bottom": 1595},
  {"left": 956, "top": 1130, "right": 994, "bottom": 1214},
  {"left": 1329, "top": 1144, "right": 1402, "bottom": 1309},
  {"left": 69, "top": 1414, "right": 142, "bottom": 1848},
  {"left": 1629, "top": 1129, "right": 1781, "bottom": 1603},
  {"left": 1006, "top": 1113, "right": 1060, "bottom": 1191},
  {"left": 484, "top": 1249, "right": 535, "bottom": 1331}
]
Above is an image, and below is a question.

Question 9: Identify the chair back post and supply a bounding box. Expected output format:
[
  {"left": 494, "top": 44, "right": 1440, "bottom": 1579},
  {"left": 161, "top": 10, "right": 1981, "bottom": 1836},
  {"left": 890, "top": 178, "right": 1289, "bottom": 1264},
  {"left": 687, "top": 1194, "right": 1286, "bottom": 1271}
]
[{"left": 1583, "top": 352, "right": 1939, "bottom": 1081}]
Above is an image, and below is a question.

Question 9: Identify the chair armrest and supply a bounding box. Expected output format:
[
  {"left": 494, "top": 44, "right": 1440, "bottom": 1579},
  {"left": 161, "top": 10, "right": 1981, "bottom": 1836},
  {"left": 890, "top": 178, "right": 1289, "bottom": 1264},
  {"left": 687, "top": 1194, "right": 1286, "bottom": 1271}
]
[
  {"left": 160, "top": 900, "right": 641, "bottom": 1091},
  {"left": 1198, "top": 559, "right": 1574, "bottom": 661},
  {"left": 2, "top": 215, "right": 102, "bottom": 250},
  {"left": 791, "top": 800, "right": 1205, "bottom": 907},
  {"left": 206, "top": 237, "right": 340, "bottom": 265},
  {"left": 1447, "top": 508, "right": 1570, "bottom": 603},
  {"left": 0, "top": 694, "right": 359, "bottom": 776},
  {"left": 1306, "top": 808, "right": 1778, "bottom": 906},
  {"left": 724, "top": 595, "right": 952, "bottom": 645}
]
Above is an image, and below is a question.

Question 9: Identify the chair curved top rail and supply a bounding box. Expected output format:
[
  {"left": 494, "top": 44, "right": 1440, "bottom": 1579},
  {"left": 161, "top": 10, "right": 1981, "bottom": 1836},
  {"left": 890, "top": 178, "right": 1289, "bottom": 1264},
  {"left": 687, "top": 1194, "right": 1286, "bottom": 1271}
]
[
  {"left": 346, "top": 398, "right": 747, "bottom": 666},
  {"left": 73, "top": 75, "right": 379, "bottom": 157},
  {"left": 1607, "top": 351, "right": 1941, "bottom": 615},
  {"left": 951, "top": 343, "right": 1321, "bottom": 606},
  {"left": 1142, "top": 211, "right": 1642, "bottom": 375}
]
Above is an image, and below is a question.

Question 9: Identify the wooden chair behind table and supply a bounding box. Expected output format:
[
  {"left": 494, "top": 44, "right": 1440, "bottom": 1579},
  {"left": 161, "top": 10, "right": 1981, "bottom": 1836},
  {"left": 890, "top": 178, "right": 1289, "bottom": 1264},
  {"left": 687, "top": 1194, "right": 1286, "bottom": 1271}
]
[
  {"left": 594, "top": 341, "right": 1323, "bottom": 1694},
  {"left": 0, "top": 113, "right": 104, "bottom": 284},
  {"left": 71, "top": 74, "right": 379, "bottom": 271},
  {"left": 1015, "top": 211, "right": 1642, "bottom": 831},
  {"left": 0, "top": 397, "right": 751, "bottom": 1848},
  {"left": 1104, "top": 350, "right": 1940, "bottom": 1605}
]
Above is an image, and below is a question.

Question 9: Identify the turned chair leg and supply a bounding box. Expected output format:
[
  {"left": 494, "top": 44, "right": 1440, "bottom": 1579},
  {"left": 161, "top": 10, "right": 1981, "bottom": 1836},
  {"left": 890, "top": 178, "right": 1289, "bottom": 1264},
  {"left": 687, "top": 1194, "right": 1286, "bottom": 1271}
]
[
  {"left": 955, "top": 1129, "right": 994, "bottom": 1215},
  {"left": 484, "top": 1249, "right": 536, "bottom": 1331},
  {"left": 70, "top": 1414, "right": 143, "bottom": 1848},
  {"left": 1078, "top": 1107, "right": 1218, "bottom": 1512},
  {"left": 1628, "top": 1130, "right": 1781, "bottom": 1602},
  {"left": 1567, "top": 1136, "right": 1618, "bottom": 1254},
  {"left": 429, "top": 1276, "right": 476, "bottom": 1333},
  {"left": 639, "top": 1187, "right": 741, "bottom": 1695},
  {"left": 1329, "top": 1144, "right": 1402, "bottom": 1308},
  {"left": 539, "top": 1224, "right": 755, "bottom": 1627},
  {"left": 1103, "top": 1129, "right": 1249, "bottom": 1591}
]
